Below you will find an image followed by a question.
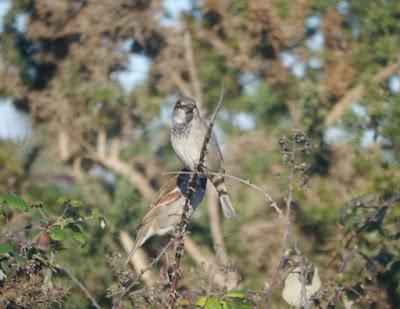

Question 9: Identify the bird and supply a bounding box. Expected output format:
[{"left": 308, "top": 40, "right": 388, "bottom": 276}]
[
  {"left": 125, "top": 170, "right": 207, "bottom": 265},
  {"left": 170, "top": 96, "right": 236, "bottom": 219}
]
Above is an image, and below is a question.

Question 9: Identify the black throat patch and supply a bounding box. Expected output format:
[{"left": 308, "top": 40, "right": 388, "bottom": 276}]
[{"left": 171, "top": 122, "right": 191, "bottom": 138}]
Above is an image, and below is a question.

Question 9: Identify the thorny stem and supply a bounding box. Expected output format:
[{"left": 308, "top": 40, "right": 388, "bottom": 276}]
[
  {"left": 264, "top": 134, "right": 310, "bottom": 308},
  {"left": 167, "top": 86, "right": 225, "bottom": 308},
  {"left": 285, "top": 140, "right": 309, "bottom": 309}
]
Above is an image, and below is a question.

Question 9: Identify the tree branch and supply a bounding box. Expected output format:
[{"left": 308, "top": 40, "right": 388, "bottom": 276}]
[
  {"left": 87, "top": 131, "right": 155, "bottom": 198},
  {"left": 325, "top": 60, "right": 400, "bottom": 127}
]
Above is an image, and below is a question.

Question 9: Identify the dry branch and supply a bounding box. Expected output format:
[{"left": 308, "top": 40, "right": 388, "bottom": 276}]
[
  {"left": 325, "top": 60, "right": 400, "bottom": 127},
  {"left": 167, "top": 86, "right": 225, "bottom": 308},
  {"left": 91, "top": 131, "right": 154, "bottom": 198}
]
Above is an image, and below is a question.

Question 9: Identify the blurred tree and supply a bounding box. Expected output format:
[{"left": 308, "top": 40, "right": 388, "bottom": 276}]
[{"left": 0, "top": 0, "right": 399, "bottom": 307}]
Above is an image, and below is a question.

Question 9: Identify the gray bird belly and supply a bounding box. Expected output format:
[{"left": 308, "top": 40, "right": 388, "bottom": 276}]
[
  {"left": 172, "top": 134, "right": 221, "bottom": 172},
  {"left": 172, "top": 134, "right": 201, "bottom": 170}
]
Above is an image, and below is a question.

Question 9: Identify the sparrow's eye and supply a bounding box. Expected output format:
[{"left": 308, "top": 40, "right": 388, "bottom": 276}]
[{"left": 176, "top": 100, "right": 182, "bottom": 108}]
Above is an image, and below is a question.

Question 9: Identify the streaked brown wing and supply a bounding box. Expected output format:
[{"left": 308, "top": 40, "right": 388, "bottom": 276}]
[{"left": 135, "top": 176, "right": 182, "bottom": 230}]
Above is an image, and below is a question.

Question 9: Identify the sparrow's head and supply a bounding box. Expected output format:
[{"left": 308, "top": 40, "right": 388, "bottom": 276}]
[{"left": 172, "top": 97, "right": 198, "bottom": 124}]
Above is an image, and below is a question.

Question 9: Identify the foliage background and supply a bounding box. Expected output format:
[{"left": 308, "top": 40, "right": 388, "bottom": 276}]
[{"left": 0, "top": 0, "right": 399, "bottom": 308}]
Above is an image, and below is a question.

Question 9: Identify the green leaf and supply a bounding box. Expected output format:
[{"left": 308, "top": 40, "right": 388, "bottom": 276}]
[
  {"left": 196, "top": 296, "right": 208, "bottom": 307},
  {"left": 205, "top": 296, "right": 222, "bottom": 309},
  {"left": 224, "top": 292, "right": 254, "bottom": 309},
  {"left": 225, "top": 291, "right": 245, "bottom": 298},
  {"left": 227, "top": 298, "right": 253, "bottom": 309},
  {"left": 0, "top": 243, "right": 12, "bottom": 255},
  {"left": 70, "top": 200, "right": 82, "bottom": 208},
  {"left": 0, "top": 269, "right": 6, "bottom": 280},
  {"left": 2, "top": 194, "right": 29, "bottom": 212},
  {"left": 13, "top": 253, "right": 27, "bottom": 264},
  {"left": 344, "top": 215, "right": 360, "bottom": 230},
  {"left": 56, "top": 196, "right": 69, "bottom": 205},
  {"left": 65, "top": 224, "right": 86, "bottom": 246},
  {"left": 92, "top": 208, "right": 100, "bottom": 219},
  {"left": 72, "top": 231, "right": 86, "bottom": 246},
  {"left": 49, "top": 228, "right": 66, "bottom": 241},
  {"left": 32, "top": 254, "right": 59, "bottom": 272},
  {"left": 195, "top": 296, "right": 222, "bottom": 309}
]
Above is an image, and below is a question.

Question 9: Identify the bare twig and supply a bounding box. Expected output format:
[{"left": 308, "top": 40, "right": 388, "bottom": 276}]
[
  {"left": 282, "top": 138, "right": 309, "bottom": 309},
  {"left": 62, "top": 266, "right": 102, "bottom": 309},
  {"left": 299, "top": 256, "right": 310, "bottom": 309},
  {"left": 167, "top": 86, "right": 225, "bottom": 308}
]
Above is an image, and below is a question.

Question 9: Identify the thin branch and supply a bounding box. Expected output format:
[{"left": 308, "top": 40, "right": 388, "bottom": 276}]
[
  {"left": 62, "top": 266, "right": 102, "bottom": 309},
  {"left": 116, "top": 239, "right": 174, "bottom": 298},
  {"left": 167, "top": 86, "right": 225, "bottom": 308},
  {"left": 299, "top": 256, "right": 310, "bottom": 309},
  {"left": 58, "top": 131, "right": 70, "bottom": 162}
]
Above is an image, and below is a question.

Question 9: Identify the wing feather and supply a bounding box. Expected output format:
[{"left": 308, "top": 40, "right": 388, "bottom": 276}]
[{"left": 136, "top": 176, "right": 182, "bottom": 230}]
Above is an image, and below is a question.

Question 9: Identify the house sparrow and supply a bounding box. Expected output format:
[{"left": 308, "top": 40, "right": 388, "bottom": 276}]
[
  {"left": 170, "top": 97, "right": 236, "bottom": 219},
  {"left": 125, "top": 170, "right": 207, "bottom": 265}
]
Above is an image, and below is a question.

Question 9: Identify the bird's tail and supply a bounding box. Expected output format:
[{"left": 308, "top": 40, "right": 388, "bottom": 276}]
[
  {"left": 219, "top": 193, "right": 236, "bottom": 219},
  {"left": 124, "top": 229, "right": 147, "bottom": 266},
  {"left": 210, "top": 174, "right": 236, "bottom": 219},
  {"left": 124, "top": 241, "right": 140, "bottom": 266}
]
